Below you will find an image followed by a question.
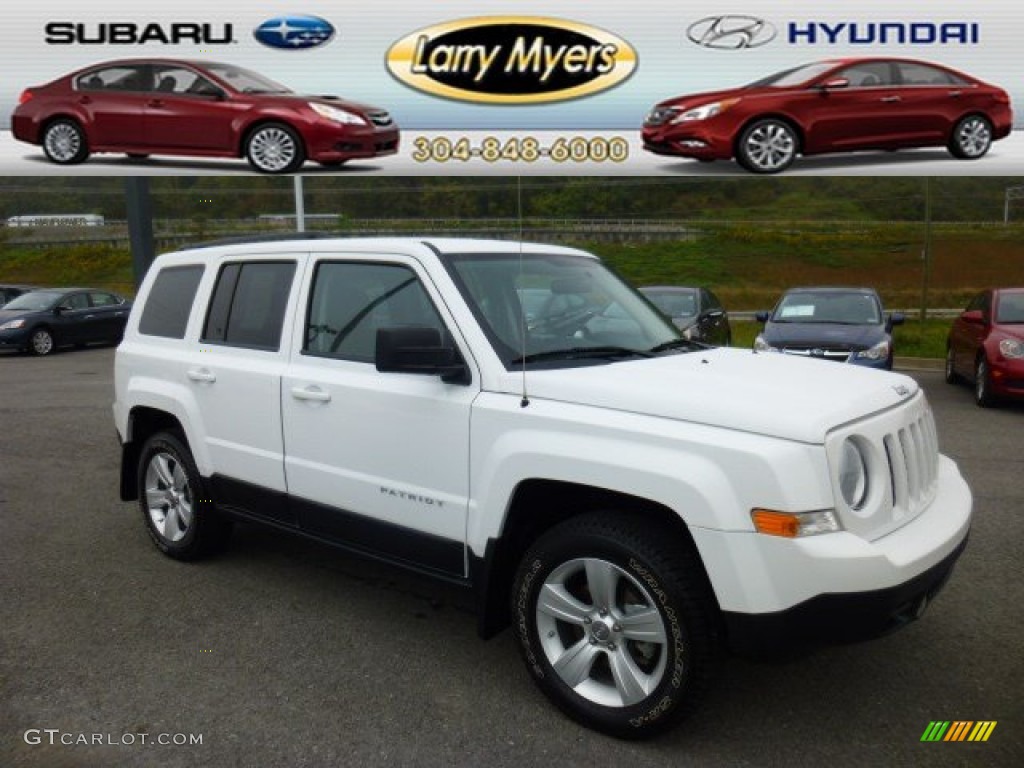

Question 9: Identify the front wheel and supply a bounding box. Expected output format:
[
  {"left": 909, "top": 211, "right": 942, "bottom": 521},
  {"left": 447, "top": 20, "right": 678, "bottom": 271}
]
[
  {"left": 28, "top": 327, "right": 55, "bottom": 356},
  {"left": 736, "top": 119, "right": 798, "bottom": 174},
  {"left": 949, "top": 115, "right": 993, "bottom": 160},
  {"left": 975, "top": 357, "right": 995, "bottom": 407},
  {"left": 137, "top": 431, "right": 232, "bottom": 560},
  {"left": 42, "top": 119, "right": 89, "bottom": 165},
  {"left": 245, "top": 123, "right": 305, "bottom": 174},
  {"left": 512, "top": 512, "right": 721, "bottom": 739}
]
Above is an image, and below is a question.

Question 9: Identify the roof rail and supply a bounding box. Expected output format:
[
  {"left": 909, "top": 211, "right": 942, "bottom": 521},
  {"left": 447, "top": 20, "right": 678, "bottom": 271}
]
[{"left": 185, "top": 232, "right": 341, "bottom": 250}]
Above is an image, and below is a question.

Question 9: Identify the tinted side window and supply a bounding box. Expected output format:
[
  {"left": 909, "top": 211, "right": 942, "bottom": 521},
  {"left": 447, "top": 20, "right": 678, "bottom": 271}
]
[
  {"left": 202, "top": 262, "right": 296, "bottom": 350},
  {"left": 139, "top": 266, "right": 204, "bottom": 339},
  {"left": 75, "top": 65, "right": 149, "bottom": 92},
  {"left": 305, "top": 262, "right": 445, "bottom": 363},
  {"left": 90, "top": 292, "right": 120, "bottom": 307},
  {"left": 704, "top": 289, "right": 723, "bottom": 311},
  {"left": 62, "top": 293, "right": 90, "bottom": 311},
  {"left": 837, "top": 62, "right": 893, "bottom": 87},
  {"left": 897, "top": 62, "right": 964, "bottom": 86}
]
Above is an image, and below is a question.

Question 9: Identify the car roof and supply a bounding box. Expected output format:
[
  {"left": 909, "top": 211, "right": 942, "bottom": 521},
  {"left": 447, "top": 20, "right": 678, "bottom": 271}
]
[
  {"left": 159, "top": 237, "right": 596, "bottom": 264},
  {"left": 74, "top": 58, "right": 232, "bottom": 70},
  {"left": 640, "top": 286, "right": 699, "bottom": 293},
  {"left": 783, "top": 286, "right": 880, "bottom": 296}
]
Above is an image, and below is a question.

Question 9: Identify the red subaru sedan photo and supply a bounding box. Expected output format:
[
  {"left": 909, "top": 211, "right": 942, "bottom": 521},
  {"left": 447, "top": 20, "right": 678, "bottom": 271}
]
[
  {"left": 11, "top": 59, "right": 400, "bottom": 173},
  {"left": 946, "top": 288, "right": 1024, "bottom": 407},
  {"left": 642, "top": 57, "right": 1012, "bottom": 173}
]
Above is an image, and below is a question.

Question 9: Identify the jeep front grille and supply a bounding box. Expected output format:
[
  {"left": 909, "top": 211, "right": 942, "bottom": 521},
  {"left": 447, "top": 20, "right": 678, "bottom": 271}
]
[{"left": 883, "top": 408, "right": 939, "bottom": 519}]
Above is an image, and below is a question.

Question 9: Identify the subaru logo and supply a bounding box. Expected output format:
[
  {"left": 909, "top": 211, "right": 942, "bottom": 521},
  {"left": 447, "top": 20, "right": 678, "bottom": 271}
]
[
  {"left": 687, "top": 15, "right": 777, "bottom": 50},
  {"left": 254, "top": 15, "right": 335, "bottom": 50}
]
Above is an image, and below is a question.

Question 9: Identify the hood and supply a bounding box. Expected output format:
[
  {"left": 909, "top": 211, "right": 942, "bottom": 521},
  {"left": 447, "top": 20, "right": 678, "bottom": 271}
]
[
  {"left": 762, "top": 321, "right": 886, "bottom": 349},
  {"left": 0, "top": 308, "right": 38, "bottom": 323},
  {"left": 274, "top": 93, "right": 386, "bottom": 115},
  {"left": 495, "top": 347, "right": 917, "bottom": 444},
  {"left": 656, "top": 84, "right": 788, "bottom": 110}
]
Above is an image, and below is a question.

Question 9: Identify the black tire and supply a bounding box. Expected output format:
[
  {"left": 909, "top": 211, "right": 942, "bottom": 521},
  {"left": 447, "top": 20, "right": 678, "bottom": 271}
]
[
  {"left": 944, "top": 345, "right": 960, "bottom": 384},
  {"left": 512, "top": 512, "right": 721, "bottom": 739},
  {"left": 948, "top": 115, "right": 993, "bottom": 160},
  {"left": 28, "top": 326, "right": 55, "bottom": 356},
  {"left": 137, "top": 431, "right": 232, "bottom": 560},
  {"left": 41, "top": 119, "right": 89, "bottom": 165},
  {"left": 975, "top": 356, "right": 995, "bottom": 407},
  {"left": 245, "top": 123, "right": 305, "bottom": 174},
  {"left": 736, "top": 118, "right": 798, "bottom": 174}
]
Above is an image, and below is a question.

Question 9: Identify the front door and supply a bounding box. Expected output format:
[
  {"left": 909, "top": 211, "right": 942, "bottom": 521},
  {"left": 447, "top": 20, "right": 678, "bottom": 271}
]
[{"left": 281, "top": 255, "right": 476, "bottom": 577}]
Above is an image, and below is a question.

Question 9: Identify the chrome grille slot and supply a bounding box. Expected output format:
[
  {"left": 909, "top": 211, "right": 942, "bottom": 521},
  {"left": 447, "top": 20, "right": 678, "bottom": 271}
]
[{"left": 887, "top": 411, "right": 939, "bottom": 515}]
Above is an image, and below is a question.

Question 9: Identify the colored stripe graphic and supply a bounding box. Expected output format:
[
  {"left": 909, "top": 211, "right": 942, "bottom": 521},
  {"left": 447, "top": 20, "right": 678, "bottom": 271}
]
[{"left": 921, "top": 721, "right": 996, "bottom": 742}]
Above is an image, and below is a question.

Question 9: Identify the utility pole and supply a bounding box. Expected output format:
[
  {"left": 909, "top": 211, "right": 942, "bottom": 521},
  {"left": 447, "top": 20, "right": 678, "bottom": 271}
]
[
  {"left": 294, "top": 176, "right": 305, "bottom": 232},
  {"left": 1005, "top": 185, "right": 1024, "bottom": 224},
  {"left": 125, "top": 178, "right": 154, "bottom": 288},
  {"left": 919, "top": 178, "right": 932, "bottom": 321}
]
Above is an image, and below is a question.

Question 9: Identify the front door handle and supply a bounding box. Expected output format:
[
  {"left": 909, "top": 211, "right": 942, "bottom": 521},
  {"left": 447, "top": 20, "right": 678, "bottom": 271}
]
[
  {"left": 187, "top": 368, "right": 217, "bottom": 383},
  {"left": 879, "top": 95, "right": 902, "bottom": 103},
  {"left": 291, "top": 385, "right": 331, "bottom": 403},
  {"left": 948, "top": 90, "right": 962, "bottom": 98}
]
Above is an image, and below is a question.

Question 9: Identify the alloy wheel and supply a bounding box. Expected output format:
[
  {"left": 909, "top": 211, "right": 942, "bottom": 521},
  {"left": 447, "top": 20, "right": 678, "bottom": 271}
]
[
  {"left": 535, "top": 557, "right": 669, "bottom": 708},
  {"left": 144, "top": 452, "right": 194, "bottom": 543},
  {"left": 248, "top": 126, "right": 299, "bottom": 173},
  {"left": 741, "top": 121, "right": 797, "bottom": 173},
  {"left": 43, "top": 122, "right": 83, "bottom": 163},
  {"left": 955, "top": 117, "right": 992, "bottom": 158}
]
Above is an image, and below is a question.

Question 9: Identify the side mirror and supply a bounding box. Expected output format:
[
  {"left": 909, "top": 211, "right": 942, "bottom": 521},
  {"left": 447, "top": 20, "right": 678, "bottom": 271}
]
[
  {"left": 961, "top": 309, "right": 985, "bottom": 325},
  {"left": 376, "top": 327, "right": 469, "bottom": 385},
  {"left": 819, "top": 77, "right": 850, "bottom": 91},
  {"left": 755, "top": 311, "right": 770, "bottom": 323},
  {"left": 886, "top": 312, "right": 905, "bottom": 331}
]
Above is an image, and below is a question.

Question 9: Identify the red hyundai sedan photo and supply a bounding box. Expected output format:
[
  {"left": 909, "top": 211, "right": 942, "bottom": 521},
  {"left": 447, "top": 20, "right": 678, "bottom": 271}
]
[
  {"left": 642, "top": 57, "right": 1012, "bottom": 173},
  {"left": 11, "top": 59, "right": 400, "bottom": 173},
  {"left": 946, "top": 288, "right": 1024, "bottom": 407}
]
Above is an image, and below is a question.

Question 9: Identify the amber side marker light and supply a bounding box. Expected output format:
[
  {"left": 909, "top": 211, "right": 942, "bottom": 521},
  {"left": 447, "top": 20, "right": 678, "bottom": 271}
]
[{"left": 752, "top": 509, "right": 841, "bottom": 538}]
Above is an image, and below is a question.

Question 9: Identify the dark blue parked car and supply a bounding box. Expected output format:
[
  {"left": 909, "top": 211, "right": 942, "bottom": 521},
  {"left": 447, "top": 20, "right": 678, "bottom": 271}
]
[
  {"left": 0, "top": 287, "right": 131, "bottom": 356},
  {"left": 754, "top": 287, "right": 904, "bottom": 369}
]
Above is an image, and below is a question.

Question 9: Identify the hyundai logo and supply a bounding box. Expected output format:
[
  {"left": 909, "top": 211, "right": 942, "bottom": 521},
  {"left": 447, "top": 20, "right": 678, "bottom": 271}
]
[
  {"left": 687, "top": 15, "right": 777, "bottom": 50},
  {"left": 254, "top": 15, "right": 335, "bottom": 50}
]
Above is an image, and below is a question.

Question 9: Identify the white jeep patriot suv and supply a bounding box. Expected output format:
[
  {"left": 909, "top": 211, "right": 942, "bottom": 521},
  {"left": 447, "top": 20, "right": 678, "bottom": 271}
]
[{"left": 114, "top": 237, "right": 972, "bottom": 738}]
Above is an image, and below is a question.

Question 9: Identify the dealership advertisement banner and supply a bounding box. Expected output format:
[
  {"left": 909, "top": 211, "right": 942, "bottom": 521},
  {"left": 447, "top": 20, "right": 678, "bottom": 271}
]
[{"left": 2, "top": 1, "right": 1022, "bottom": 174}]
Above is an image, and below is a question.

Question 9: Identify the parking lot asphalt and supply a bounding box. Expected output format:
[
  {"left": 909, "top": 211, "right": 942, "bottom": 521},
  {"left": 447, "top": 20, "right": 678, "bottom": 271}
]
[{"left": 1, "top": 347, "right": 1021, "bottom": 768}]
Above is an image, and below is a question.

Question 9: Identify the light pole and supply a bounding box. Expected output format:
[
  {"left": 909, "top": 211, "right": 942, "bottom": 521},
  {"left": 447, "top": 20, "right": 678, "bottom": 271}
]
[
  {"left": 294, "top": 176, "right": 306, "bottom": 232},
  {"left": 1005, "top": 185, "right": 1024, "bottom": 224},
  {"left": 919, "top": 178, "right": 932, "bottom": 321}
]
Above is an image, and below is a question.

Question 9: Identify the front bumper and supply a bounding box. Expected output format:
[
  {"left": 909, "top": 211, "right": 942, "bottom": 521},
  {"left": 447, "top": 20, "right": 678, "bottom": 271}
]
[
  {"left": 989, "top": 356, "right": 1024, "bottom": 399},
  {"left": 641, "top": 122, "right": 732, "bottom": 160},
  {"left": 0, "top": 327, "right": 31, "bottom": 349},
  {"left": 305, "top": 122, "right": 400, "bottom": 163},
  {"left": 691, "top": 454, "right": 972, "bottom": 653}
]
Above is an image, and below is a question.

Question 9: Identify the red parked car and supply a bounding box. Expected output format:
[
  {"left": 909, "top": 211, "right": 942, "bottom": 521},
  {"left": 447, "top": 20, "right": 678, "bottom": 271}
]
[
  {"left": 946, "top": 288, "right": 1024, "bottom": 406},
  {"left": 643, "top": 57, "right": 1012, "bottom": 173},
  {"left": 11, "top": 59, "right": 399, "bottom": 174}
]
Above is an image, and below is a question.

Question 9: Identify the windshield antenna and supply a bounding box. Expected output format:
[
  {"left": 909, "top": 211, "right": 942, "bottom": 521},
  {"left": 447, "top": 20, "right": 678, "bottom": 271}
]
[{"left": 518, "top": 176, "right": 529, "bottom": 408}]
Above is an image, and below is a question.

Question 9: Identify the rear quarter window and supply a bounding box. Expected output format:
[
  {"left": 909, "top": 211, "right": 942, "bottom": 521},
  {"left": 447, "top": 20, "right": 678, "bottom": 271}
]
[{"left": 138, "top": 265, "right": 205, "bottom": 339}]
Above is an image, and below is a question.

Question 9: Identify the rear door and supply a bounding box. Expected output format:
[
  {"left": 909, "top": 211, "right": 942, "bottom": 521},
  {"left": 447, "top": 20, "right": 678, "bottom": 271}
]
[
  {"left": 280, "top": 253, "right": 476, "bottom": 577},
  {"left": 87, "top": 291, "right": 130, "bottom": 341},
  {"left": 73, "top": 65, "right": 151, "bottom": 147},
  {"left": 185, "top": 256, "right": 305, "bottom": 525}
]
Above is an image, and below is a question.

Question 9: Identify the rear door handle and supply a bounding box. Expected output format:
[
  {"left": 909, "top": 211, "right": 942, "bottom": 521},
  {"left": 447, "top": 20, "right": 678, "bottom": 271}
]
[
  {"left": 291, "top": 385, "right": 331, "bottom": 403},
  {"left": 147, "top": 99, "right": 165, "bottom": 108},
  {"left": 948, "top": 90, "right": 962, "bottom": 98},
  {"left": 187, "top": 368, "right": 217, "bottom": 383},
  {"left": 78, "top": 96, "right": 92, "bottom": 105},
  {"left": 879, "top": 95, "right": 902, "bottom": 103}
]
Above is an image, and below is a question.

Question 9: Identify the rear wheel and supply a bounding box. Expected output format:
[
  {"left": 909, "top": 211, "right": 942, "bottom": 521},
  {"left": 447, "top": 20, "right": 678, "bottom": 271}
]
[
  {"left": 137, "top": 431, "right": 232, "bottom": 560},
  {"left": 944, "top": 346, "right": 960, "bottom": 384},
  {"left": 949, "top": 115, "right": 993, "bottom": 160},
  {"left": 42, "top": 119, "right": 89, "bottom": 165},
  {"left": 512, "top": 512, "right": 721, "bottom": 739}
]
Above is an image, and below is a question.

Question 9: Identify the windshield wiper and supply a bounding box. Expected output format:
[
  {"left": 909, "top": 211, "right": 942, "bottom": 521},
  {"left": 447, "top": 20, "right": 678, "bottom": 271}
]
[
  {"left": 648, "top": 338, "right": 706, "bottom": 354},
  {"left": 511, "top": 346, "right": 654, "bottom": 364}
]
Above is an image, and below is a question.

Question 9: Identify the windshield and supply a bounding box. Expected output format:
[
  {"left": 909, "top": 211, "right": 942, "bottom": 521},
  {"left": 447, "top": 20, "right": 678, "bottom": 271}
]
[
  {"left": 204, "top": 64, "right": 292, "bottom": 94},
  {"left": 996, "top": 291, "right": 1024, "bottom": 323},
  {"left": 443, "top": 253, "right": 682, "bottom": 368},
  {"left": 2, "top": 290, "right": 61, "bottom": 311},
  {"left": 643, "top": 289, "right": 697, "bottom": 318},
  {"left": 746, "top": 62, "right": 836, "bottom": 88},
  {"left": 772, "top": 291, "right": 882, "bottom": 325}
]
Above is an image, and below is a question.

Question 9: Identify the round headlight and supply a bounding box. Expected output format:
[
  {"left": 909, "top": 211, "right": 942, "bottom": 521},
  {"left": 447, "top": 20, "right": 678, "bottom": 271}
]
[{"left": 839, "top": 438, "right": 869, "bottom": 510}]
